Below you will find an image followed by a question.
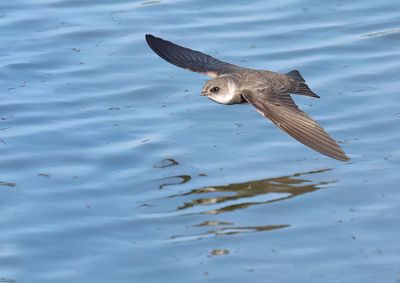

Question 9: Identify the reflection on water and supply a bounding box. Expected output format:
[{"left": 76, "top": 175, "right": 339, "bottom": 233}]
[
  {"left": 167, "top": 169, "right": 332, "bottom": 241},
  {"left": 158, "top": 175, "right": 191, "bottom": 189},
  {"left": 2, "top": 0, "right": 400, "bottom": 281},
  {"left": 170, "top": 224, "right": 290, "bottom": 242},
  {"left": 171, "top": 168, "right": 334, "bottom": 214},
  {"left": 141, "top": 0, "right": 162, "bottom": 5},
  {"left": 0, "top": 181, "right": 16, "bottom": 188},
  {"left": 153, "top": 158, "right": 179, "bottom": 168},
  {"left": 362, "top": 28, "right": 400, "bottom": 38},
  {"left": 210, "top": 249, "right": 229, "bottom": 256}
]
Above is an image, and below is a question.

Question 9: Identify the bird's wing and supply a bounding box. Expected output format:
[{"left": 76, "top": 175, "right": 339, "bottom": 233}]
[
  {"left": 242, "top": 87, "right": 349, "bottom": 161},
  {"left": 146, "top": 34, "right": 242, "bottom": 78}
]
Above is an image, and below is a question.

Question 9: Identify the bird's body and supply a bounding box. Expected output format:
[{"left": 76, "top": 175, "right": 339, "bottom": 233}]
[
  {"left": 145, "top": 34, "right": 349, "bottom": 161},
  {"left": 201, "top": 70, "right": 315, "bottom": 105}
]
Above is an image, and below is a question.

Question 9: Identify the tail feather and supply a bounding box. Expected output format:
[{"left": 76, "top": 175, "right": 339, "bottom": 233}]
[
  {"left": 296, "top": 82, "right": 320, "bottom": 98},
  {"left": 286, "top": 69, "right": 320, "bottom": 98},
  {"left": 286, "top": 69, "right": 305, "bottom": 82}
]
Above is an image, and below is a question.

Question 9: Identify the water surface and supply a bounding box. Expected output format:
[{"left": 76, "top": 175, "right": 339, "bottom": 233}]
[{"left": 1, "top": 0, "right": 400, "bottom": 282}]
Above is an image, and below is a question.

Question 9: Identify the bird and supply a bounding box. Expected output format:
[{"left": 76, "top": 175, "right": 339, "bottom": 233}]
[{"left": 145, "top": 34, "right": 349, "bottom": 161}]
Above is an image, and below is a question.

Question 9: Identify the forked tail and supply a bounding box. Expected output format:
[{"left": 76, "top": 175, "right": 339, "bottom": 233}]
[{"left": 286, "top": 69, "right": 320, "bottom": 98}]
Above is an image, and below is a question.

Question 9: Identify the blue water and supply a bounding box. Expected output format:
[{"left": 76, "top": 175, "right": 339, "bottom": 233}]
[{"left": 1, "top": 0, "right": 400, "bottom": 282}]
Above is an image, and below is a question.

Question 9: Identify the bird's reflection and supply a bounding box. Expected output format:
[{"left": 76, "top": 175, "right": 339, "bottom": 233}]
[
  {"left": 171, "top": 168, "right": 334, "bottom": 215},
  {"left": 158, "top": 175, "right": 191, "bottom": 189},
  {"left": 156, "top": 168, "right": 335, "bottom": 241}
]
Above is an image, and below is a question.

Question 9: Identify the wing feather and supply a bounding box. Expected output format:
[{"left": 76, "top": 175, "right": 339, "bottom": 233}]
[
  {"left": 243, "top": 89, "right": 349, "bottom": 161},
  {"left": 146, "top": 34, "right": 241, "bottom": 78}
]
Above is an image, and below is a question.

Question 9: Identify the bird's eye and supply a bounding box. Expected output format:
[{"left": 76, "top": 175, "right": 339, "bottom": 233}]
[{"left": 210, "top": 87, "right": 220, "bottom": 93}]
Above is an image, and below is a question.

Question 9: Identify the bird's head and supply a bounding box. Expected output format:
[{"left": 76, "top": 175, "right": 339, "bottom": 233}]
[{"left": 201, "top": 75, "right": 238, "bottom": 104}]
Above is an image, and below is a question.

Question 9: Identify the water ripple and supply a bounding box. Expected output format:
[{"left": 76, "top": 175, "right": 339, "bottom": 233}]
[{"left": 1, "top": 0, "right": 400, "bottom": 282}]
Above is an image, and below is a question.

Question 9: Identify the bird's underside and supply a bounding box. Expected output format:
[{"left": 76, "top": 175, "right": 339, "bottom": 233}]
[{"left": 145, "top": 34, "right": 350, "bottom": 161}]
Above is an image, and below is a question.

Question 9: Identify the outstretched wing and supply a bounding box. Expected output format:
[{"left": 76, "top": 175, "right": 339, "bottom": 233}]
[
  {"left": 145, "top": 34, "right": 242, "bottom": 78},
  {"left": 242, "top": 88, "right": 349, "bottom": 161}
]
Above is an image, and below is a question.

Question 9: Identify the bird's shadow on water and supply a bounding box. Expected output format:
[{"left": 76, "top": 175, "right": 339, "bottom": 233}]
[{"left": 152, "top": 167, "right": 336, "bottom": 241}]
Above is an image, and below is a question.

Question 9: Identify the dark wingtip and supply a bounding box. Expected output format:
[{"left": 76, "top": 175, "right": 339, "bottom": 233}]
[
  {"left": 145, "top": 34, "right": 165, "bottom": 48},
  {"left": 145, "top": 34, "right": 154, "bottom": 40},
  {"left": 145, "top": 34, "right": 157, "bottom": 45},
  {"left": 145, "top": 34, "right": 170, "bottom": 62},
  {"left": 144, "top": 33, "right": 184, "bottom": 69}
]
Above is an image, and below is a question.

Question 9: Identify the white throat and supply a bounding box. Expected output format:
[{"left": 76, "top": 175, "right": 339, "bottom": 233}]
[{"left": 209, "top": 80, "right": 237, "bottom": 104}]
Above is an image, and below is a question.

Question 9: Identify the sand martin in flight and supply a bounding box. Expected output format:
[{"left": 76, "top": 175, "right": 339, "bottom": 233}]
[{"left": 145, "top": 34, "right": 349, "bottom": 161}]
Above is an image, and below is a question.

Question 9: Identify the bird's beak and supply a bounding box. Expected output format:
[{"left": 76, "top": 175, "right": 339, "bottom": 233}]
[{"left": 200, "top": 92, "right": 207, "bottom": 96}]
